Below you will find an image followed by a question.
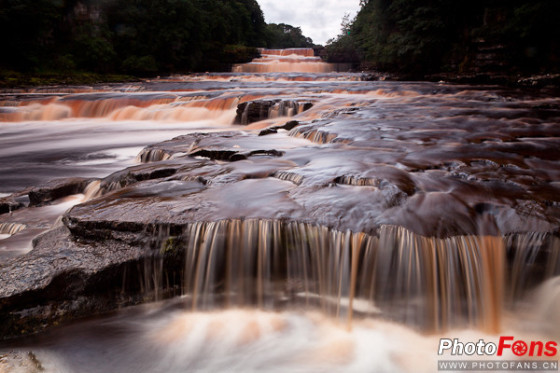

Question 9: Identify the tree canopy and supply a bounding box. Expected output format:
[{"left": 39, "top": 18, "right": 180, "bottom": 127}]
[
  {"left": 264, "top": 23, "right": 314, "bottom": 49},
  {"left": 0, "top": 0, "right": 313, "bottom": 76},
  {"left": 326, "top": 0, "right": 560, "bottom": 76}
]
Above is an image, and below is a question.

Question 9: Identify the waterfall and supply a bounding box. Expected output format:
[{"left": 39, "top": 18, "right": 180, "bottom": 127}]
[
  {"left": 83, "top": 180, "right": 102, "bottom": 201},
  {"left": 0, "top": 95, "right": 238, "bottom": 123},
  {"left": 137, "top": 219, "right": 559, "bottom": 332},
  {"left": 136, "top": 148, "right": 173, "bottom": 163},
  {"left": 0, "top": 223, "right": 26, "bottom": 236},
  {"left": 0, "top": 223, "right": 27, "bottom": 240},
  {"left": 259, "top": 49, "right": 316, "bottom": 57},
  {"left": 233, "top": 48, "right": 334, "bottom": 73}
]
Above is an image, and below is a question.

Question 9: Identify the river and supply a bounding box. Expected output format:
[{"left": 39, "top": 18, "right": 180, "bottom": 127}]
[{"left": 0, "top": 49, "right": 559, "bottom": 372}]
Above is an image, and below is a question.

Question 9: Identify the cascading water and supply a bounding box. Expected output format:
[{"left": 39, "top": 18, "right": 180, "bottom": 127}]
[
  {"left": 0, "top": 223, "right": 26, "bottom": 240},
  {"left": 1, "top": 50, "right": 560, "bottom": 372},
  {"left": 0, "top": 94, "right": 240, "bottom": 122},
  {"left": 123, "top": 221, "right": 558, "bottom": 334},
  {"left": 233, "top": 48, "right": 334, "bottom": 73}
]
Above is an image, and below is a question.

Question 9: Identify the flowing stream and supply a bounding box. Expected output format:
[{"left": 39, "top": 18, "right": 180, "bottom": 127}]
[{"left": 1, "top": 49, "right": 559, "bottom": 372}]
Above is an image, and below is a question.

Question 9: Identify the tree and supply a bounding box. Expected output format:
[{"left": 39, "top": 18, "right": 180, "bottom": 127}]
[
  {"left": 0, "top": 0, "right": 271, "bottom": 76},
  {"left": 264, "top": 23, "right": 314, "bottom": 49},
  {"left": 326, "top": 0, "right": 560, "bottom": 75}
]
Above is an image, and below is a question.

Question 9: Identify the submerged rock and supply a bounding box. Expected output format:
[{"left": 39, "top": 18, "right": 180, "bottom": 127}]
[{"left": 258, "top": 120, "right": 301, "bottom": 136}]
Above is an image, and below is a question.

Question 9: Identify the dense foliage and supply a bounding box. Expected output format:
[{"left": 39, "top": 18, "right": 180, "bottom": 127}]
[
  {"left": 326, "top": 0, "right": 560, "bottom": 76},
  {"left": 0, "top": 0, "right": 282, "bottom": 76},
  {"left": 264, "top": 23, "right": 314, "bottom": 49}
]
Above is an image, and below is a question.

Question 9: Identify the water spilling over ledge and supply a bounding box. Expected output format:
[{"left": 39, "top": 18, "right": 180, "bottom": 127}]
[
  {"left": 1, "top": 216, "right": 557, "bottom": 338},
  {"left": 233, "top": 48, "right": 335, "bottom": 73},
  {"left": 1, "top": 58, "right": 560, "bottom": 370},
  {"left": 0, "top": 223, "right": 26, "bottom": 238}
]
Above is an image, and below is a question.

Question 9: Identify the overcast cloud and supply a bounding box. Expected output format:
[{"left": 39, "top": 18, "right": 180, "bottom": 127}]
[{"left": 257, "top": 0, "right": 362, "bottom": 45}]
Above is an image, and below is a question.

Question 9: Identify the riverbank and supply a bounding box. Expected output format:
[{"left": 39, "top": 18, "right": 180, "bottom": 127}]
[
  {"left": 0, "top": 70, "right": 138, "bottom": 89},
  {"left": 360, "top": 70, "right": 560, "bottom": 89},
  {"left": 427, "top": 72, "right": 560, "bottom": 89}
]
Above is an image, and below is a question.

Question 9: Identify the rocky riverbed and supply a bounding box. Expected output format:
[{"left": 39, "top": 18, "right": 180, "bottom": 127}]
[{"left": 1, "top": 74, "right": 559, "bottom": 341}]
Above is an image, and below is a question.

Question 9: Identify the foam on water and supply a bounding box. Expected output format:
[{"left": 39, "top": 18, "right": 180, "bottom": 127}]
[
  {"left": 233, "top": 48, "right": 335, "bottom": 73},
  {"left": 1, "top": 308, "right": 434, "bottom": 373},
  {"left": 0, "top": 195, "right": 86, "bottom": 258},
  {"left": 4, "top": 298, "right": 557, "bottom": 373}
]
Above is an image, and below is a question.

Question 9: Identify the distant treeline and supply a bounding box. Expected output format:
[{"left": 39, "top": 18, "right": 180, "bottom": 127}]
[
  {"left": 326, "top": 0, "right": 560, "bottom": 76},
  {"left": 264, "top": 23, "right": 314, "bottom": 49},
  {"left": 0, "top": 0, "right": 314, "bottom": 76}
]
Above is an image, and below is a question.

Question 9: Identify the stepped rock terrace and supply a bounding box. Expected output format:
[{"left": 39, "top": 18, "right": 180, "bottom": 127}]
[{"left": 1, "top": 56, "right": 560, "bottom": 371}]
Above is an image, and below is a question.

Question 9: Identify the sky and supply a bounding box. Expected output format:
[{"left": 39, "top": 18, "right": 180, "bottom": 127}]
[{"left": 257, "top": 0, "right": 362, "bottom": 45}]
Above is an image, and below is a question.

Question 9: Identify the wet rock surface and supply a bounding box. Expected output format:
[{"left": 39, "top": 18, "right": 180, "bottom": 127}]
[
  {"left": 1, "top": 77, "right": 560, "bottom": 339},
  {"left": 0, "top": 227, "right": 156, "bottom": 337},
  {"left": 234, "top": 99, "right": 313, "bottom": 125},
  {"left": 28, "top": 177, "right": 94, "bottom": 207},
  {"left": 258, "top": 120, "right": 301, "bottom": 136},
  {"left": 0, "top": 196, "right": 25, "bottom": 216},
  {"left": 68, "top": 120, "right": 560, "bottom": 237}
]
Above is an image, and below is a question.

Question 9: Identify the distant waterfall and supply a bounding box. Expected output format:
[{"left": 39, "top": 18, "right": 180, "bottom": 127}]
[{"left": 233, "top": 48, "right": 334, "bottom": 73}]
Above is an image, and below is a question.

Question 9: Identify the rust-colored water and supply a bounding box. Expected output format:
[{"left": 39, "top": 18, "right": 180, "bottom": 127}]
[
  {"left": 1, "top": 56, "right": 560, "bottom": 372},
  {"left": 233, "top": 48, "right": 334, "bottom": 73}
]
